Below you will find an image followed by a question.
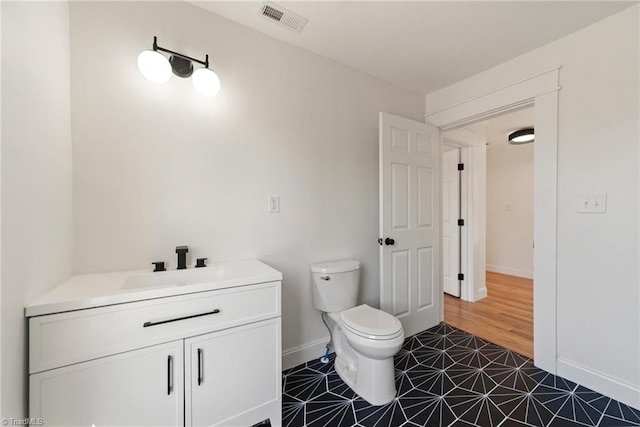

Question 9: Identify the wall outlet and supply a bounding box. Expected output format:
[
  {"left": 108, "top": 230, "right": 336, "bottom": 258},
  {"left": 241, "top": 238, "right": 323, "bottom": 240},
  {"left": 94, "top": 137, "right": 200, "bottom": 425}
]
[
  {"left": 578, "top": 194, "right": 607, "bottom": 214},
  {"left": 268, "top": 195, "right": 280, "bottom": 213},
  {"left": 504, "top": 202, "right": 512, "bottom": 211}
]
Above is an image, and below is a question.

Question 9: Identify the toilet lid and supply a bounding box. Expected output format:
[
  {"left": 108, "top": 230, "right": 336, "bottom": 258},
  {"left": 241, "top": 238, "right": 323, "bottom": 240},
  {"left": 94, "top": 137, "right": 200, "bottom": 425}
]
[
  {"left": 340, "top": 304, "right": 403, "bottom": 337},
  {"left": 311, "top": 259, "right": 360, "bottom": 274}
]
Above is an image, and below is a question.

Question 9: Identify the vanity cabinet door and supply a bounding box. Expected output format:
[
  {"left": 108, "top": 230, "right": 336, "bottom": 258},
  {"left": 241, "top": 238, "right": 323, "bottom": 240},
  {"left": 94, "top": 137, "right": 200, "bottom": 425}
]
[
  {"left": 30, "top": 340, "right": 184, "bottom": 427},
  {"left": 185, "top": 318, "right": 282, "bottom": 427}
]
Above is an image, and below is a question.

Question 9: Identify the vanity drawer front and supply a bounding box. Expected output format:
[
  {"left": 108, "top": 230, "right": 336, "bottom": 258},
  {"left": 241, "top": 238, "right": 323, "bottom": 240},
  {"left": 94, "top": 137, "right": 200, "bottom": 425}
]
[{"left": 29, "top": 281, "right": 281, "bottom": 374}]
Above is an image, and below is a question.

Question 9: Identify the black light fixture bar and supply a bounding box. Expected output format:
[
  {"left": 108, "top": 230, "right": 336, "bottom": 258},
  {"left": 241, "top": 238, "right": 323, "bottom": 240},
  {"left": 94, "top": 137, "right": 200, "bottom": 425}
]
[{"left": 152, "top": 36, "right": 209, "bottom": 68}]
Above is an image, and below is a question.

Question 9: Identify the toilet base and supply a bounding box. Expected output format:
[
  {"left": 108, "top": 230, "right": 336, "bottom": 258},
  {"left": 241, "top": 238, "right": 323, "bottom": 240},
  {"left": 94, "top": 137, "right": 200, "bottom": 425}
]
[
  {"left": 334, "top": 350, "right": 397, "bottom": 406},
  {"left": 325, "top": 308, "right": 403, "bottom": 406}
]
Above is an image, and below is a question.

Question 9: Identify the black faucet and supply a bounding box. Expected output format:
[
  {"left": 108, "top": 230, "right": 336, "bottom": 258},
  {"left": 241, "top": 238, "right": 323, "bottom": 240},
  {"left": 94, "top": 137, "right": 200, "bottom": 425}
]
[
  {"left": 152, "top": 261, "right": 166, "bottom": 272},
  {"left": 176, "top": 246, "right": 189, "bottom": 270}
]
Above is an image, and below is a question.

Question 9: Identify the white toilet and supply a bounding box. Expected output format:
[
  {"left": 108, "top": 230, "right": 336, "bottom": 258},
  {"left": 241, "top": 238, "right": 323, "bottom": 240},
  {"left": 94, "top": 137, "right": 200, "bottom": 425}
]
[{"left": 310, "top": 259, "right": 404, "bottom": 406}]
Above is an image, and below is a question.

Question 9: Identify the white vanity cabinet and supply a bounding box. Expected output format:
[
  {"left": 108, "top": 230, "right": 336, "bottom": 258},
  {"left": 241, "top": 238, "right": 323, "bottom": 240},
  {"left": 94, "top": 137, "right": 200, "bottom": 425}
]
[
  {"left": 27, "top": 260, "right": 282, "bottom": 427},
  {"left": 30, "top": 340, "right": 185, "bottom": 426}
]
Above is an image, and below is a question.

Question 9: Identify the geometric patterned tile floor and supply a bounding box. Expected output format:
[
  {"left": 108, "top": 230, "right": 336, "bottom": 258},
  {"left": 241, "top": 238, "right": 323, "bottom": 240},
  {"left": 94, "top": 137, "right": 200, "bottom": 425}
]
[{"left": 282, "top": 323, "right": 640, "bottom": 427}]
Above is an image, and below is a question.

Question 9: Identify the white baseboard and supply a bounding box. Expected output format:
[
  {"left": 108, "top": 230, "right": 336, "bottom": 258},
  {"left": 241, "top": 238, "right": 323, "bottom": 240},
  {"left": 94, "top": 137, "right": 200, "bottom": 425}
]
[
  {"left": 474, "top": 287, "right": 487, "bottom": 301},
  {"left": 486, "top": 264, "right": 533, "bottom": 279},
  {"left": 282, "top": 336, "right": 330, "bottom": 370},
  {"left": 557, "top": 357, "right": 640, "bottom": 410}
]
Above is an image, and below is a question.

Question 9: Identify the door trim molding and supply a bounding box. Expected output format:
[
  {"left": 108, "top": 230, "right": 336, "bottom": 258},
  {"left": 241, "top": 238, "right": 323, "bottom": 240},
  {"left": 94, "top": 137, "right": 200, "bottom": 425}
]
[
  {"left": 425, "top": 66, "right": 561, "bottom": 127},
  {"left": 427, "top": 67, "right": 560, "bottom": 375}
]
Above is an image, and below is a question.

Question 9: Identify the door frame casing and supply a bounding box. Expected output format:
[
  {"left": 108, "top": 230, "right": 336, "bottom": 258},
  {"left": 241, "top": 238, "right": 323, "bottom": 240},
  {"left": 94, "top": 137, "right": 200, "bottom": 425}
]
[{"left": 425, "top": 66, "right": 560, "bottom": 374}]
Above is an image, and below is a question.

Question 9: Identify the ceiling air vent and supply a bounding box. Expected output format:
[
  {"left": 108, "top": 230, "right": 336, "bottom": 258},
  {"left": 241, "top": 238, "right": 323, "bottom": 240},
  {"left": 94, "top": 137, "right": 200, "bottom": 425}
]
[{"left": 259, "top": 1, "right": 308, "bottom": 33}]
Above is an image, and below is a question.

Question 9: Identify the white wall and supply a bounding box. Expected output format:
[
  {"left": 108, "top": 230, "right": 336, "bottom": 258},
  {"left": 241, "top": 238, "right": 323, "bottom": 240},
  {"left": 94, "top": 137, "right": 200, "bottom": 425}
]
[
  {"left": 486, "top": 145, "right": 534, "bottom": 279},
  {"left": 427, "top": 6, "right": 639, "bottom": 407},
  {"left": 69, "top": 1, "right": 424, "bottom": 367},
  {"left": 1, "top": 1, "right": 74, "bottom": 417}
]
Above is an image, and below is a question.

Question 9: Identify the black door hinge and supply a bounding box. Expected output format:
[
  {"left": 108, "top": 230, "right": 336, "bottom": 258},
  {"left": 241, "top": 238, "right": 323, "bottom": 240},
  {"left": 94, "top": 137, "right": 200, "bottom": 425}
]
[
  {"left": 457, "top": 163, "right": 464, "bottom": 171},
  {"left": 458, "top": 273, "right": 464, "bottom": 281},
  {"left": 457, "top": 219, "right": 465, "bottom": 226}
]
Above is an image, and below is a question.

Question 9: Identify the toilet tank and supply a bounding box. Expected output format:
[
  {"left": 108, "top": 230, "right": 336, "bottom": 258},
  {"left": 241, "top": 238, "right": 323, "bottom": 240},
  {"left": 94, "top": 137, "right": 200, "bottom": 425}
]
[{"left": 310, "top": 260, "right": 360, "bottom": 312}]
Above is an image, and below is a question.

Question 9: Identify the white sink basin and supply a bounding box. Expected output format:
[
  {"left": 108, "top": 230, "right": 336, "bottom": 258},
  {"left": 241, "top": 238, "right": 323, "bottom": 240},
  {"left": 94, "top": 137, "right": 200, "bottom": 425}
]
[
  {"left": 123, "top": 266, "right": 228, "bottom": 289},
  {"left": 26, "top": 259, "right": 283, "bottom": 317}
]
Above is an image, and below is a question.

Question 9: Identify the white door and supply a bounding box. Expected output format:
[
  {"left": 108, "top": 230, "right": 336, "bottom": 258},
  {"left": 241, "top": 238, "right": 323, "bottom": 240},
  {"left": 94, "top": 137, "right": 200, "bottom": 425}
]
[
  {"left": 442, "top": 148, "right": 461, "bottom": 297},
  {"left": 30, "top": 340, "right": 184, "bottom": 426},
  {"left": 379, "top": 112, "right": 441, "bottom": 337},
  {"left": 185, "top": 318, "right": 281, "bottom": 427}
]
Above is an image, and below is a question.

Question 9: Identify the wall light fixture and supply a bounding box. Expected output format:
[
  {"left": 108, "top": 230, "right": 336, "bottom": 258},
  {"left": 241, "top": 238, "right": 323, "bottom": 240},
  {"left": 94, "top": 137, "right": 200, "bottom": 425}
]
[{"left": 138, "top": 36, "right": 221, "bottom": 97}]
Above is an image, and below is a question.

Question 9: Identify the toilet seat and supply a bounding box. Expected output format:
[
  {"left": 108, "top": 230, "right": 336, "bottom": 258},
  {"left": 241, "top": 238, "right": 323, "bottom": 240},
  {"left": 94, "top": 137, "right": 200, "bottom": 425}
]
[{"left": 340, "top": 305, "right": 403, "bottom": 340}]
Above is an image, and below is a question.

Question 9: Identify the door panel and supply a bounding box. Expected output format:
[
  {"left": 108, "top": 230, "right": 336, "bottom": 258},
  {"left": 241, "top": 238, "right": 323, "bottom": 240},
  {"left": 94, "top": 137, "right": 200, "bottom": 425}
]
[
  {"left": 380, "top": 112, "right": 441, "bottom": 337},
  {"left": 391, "top": 127, "right": 410, "bottom": 152},
  {"left": 417, "top": 133, "right": 432, "bottom": 156},
  {"left": 391, "top": 250, "right": 410, "bottom": 316},
  {"left": 417, "top": 166, "right": 433, "bottom": 228},
  {"left": 443, "top": 148, "right": 461, "bottom": 297},
  {"left": 185, "top": 318, "right": 281, "bottom": 427},
  {"left": 391, "top": 163, "right": 410, "bottom": 230},
  {"left": 30, "top": 341, "right": 184, "bottom": 427},
  {"left": 417, "top": 247, "right": 434, "bottom": 309}
]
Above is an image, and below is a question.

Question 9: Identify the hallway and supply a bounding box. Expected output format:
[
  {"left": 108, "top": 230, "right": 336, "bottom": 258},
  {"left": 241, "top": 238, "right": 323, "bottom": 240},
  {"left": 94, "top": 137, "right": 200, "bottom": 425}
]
[{"left": 444, "top": 272, "right": 533, "bottom": 358}]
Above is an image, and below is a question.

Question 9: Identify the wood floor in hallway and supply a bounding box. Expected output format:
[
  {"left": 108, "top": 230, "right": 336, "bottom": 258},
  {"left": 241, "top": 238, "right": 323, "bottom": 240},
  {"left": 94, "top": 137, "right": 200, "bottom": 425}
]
[{"left": 444, "top": 271, "right": 533, "bottom": 358}]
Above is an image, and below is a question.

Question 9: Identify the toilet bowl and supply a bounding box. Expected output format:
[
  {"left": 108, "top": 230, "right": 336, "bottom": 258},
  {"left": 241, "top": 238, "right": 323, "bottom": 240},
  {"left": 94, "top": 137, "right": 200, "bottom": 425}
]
[
  {"left": 310, "top": 260, "right": 405, "bottom": 405},
  {"left": 328, "top": 305, "right": 404, "bottom": 405}
]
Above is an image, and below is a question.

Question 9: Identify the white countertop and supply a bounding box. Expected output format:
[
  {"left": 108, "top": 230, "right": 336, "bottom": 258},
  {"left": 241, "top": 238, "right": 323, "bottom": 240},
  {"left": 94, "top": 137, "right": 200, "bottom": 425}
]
[{"left": 26, "top": 259, "right": 282, "bottom": 317}]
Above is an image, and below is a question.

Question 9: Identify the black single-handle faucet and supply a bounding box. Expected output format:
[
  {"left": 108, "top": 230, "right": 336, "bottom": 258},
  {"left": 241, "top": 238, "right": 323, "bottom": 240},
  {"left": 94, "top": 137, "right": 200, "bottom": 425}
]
[{"left": 176, "top": 246, "right": 189, "bottom": 270}]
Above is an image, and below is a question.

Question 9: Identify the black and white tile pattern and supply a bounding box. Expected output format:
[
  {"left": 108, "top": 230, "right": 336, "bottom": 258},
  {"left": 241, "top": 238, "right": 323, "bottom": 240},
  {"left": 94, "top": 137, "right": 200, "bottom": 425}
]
[{"left": 282, "top": 323, "right": 640, "bottom": 427}]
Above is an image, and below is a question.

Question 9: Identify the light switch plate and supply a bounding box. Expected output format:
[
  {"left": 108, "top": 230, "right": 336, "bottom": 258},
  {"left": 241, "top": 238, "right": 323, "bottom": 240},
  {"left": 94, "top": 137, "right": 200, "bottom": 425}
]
[
  {"left": 268, "top": 195, "right": 280, "bottom": 213},
  {"left": 578, "top": 194, "right": 607, "bottom": 214}
]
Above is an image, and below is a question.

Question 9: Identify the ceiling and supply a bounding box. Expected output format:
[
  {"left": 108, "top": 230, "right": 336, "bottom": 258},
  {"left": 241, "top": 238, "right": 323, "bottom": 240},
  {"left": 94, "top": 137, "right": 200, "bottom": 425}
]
[
  {"left": 191, "top": 1, "right": 634, "bottom": 94},
  {"left": 484, "top": 106, "right": 534, "bottom": 150}
]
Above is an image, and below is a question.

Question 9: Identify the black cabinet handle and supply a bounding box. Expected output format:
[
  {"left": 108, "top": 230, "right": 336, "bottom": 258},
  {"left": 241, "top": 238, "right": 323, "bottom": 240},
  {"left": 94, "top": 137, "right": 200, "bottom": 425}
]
[
  {"left": 143, "top": 309, "right": 221, "bottom": 328},
  {"left": 167, "top": 355, "right": 173, "bottom": 395},
  {"left": 197, "top": 348, "right": 203, "bottom": 386}
]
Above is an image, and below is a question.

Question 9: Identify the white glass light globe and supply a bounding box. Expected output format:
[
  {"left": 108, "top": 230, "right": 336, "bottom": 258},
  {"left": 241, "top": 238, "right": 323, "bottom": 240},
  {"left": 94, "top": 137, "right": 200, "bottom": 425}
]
[
  {"left": 511, "top": 134, "right": 535, "bottom": 143},
  {"left": 192, "top": 68, "right": 221, "bottom": 97},
  {"left": 137, "top": 50, "right": 171, "bottom": 83}
]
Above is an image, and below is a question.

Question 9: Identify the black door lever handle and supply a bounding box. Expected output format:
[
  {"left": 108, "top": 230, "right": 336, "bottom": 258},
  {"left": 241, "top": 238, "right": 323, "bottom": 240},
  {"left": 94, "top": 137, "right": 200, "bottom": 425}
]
[{"left": 378, "top": 238, "right": 395, "bottom": 246}]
